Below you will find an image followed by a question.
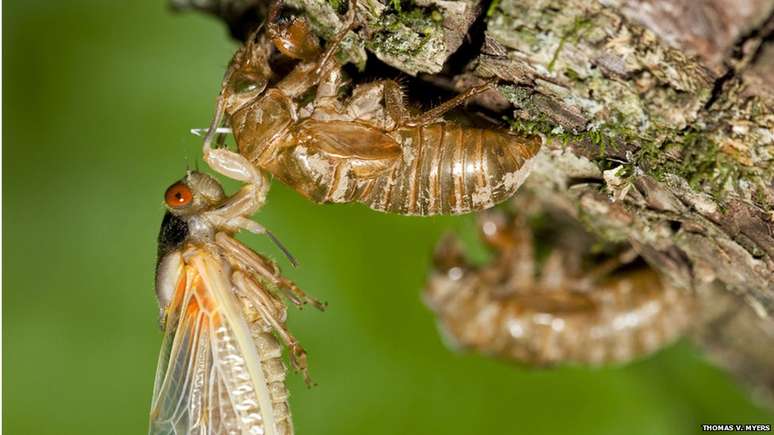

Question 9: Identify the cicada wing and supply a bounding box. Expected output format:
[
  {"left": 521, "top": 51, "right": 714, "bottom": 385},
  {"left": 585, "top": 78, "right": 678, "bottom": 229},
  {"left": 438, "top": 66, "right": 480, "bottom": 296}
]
[
  {"left": 295, "top": 120, "right": 400, "bottom": 160},
  {"left": 294, "top": 120, "right": 401, "bottom": 177},
  {"left": 149, "top": 248, "right": 279, "bottom": 435},
  {"left": 149, "top": 263, "right": 210, "bottom": 435}
]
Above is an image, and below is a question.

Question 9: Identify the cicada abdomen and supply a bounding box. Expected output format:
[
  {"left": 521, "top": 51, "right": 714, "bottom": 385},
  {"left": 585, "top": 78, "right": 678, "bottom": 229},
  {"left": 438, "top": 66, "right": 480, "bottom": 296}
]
[
  {"left": 356, "top": 123, "right": 542, "bottom": 216},
  {"left": 229, "top": 266, "right": 298, "bottom": 435},
  {"left": 424, "top": 210, "right": 695, "bottom": 366},
  {"left": 244, "top": 310, "right": 294, "bottom": 434}
]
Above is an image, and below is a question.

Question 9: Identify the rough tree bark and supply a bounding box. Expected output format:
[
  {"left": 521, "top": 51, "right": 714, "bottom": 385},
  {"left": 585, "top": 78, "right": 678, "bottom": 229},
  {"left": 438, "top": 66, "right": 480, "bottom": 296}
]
[{"left": 172, "top": 0, "right": 774, "bottom": 403}]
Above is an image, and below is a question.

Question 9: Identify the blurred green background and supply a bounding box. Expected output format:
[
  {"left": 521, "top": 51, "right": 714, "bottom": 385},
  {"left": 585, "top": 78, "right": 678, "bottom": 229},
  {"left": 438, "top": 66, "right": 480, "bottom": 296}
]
[{"left": 4, "top": 1, "right": 772, "bottom": 434}]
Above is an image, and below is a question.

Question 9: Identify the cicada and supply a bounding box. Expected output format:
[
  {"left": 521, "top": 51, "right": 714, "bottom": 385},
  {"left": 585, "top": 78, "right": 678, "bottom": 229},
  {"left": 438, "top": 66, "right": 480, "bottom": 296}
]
[
  {"left": 150, "top": 170, "right": 321, "bottom": 435},
  {"left": 424, "top": 208, "right": 695, "bottom": 366},
  {"left": 198, "top": 0, "right": 541, "bottom": 216}
]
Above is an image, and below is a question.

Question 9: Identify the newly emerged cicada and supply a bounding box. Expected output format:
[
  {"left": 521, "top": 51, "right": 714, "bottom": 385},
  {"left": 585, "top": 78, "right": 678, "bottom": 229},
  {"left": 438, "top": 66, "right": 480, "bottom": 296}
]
[
  {"left": 200, "top": 0, "right": 541, "bottom": 216},
  {"left": 150, "top": 170, "right": 321, "bottom": 435},
  {"left": 424, "top": 208, "right": 695, "bottom": 366}
]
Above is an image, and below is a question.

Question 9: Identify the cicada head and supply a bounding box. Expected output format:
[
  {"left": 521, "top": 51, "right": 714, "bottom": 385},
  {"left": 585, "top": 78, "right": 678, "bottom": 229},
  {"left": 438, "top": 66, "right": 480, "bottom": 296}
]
[
  {"left": 221, "top": 31, "right": 273, "bottom": 116},
  {"left": 163, "top": 171, "right": 226, "bottom": 217},
  {"left": 156, "top": 171, "right": 226, "bottom": 312}
]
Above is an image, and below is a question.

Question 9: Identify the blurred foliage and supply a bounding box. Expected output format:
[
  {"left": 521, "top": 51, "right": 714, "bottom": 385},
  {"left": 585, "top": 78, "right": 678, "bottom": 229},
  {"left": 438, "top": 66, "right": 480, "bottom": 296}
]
[{"left": 3, "top": 1, "right": 772, "bottom": 434}]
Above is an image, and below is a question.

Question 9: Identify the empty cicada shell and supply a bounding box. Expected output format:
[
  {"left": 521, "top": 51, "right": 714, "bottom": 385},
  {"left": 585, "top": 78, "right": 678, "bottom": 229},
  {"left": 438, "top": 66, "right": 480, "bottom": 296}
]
[
  {"left": 424, "top": 208, "right": 695, "bottom": 366},
  {"left": 200, "top": 0, "right": 541, "bottom": 216}
]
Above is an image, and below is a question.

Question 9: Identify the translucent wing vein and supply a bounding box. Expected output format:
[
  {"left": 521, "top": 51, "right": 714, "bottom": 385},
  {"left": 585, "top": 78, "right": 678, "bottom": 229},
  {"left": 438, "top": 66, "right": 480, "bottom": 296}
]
[{"left": 149, "top": 248, "right": 278, "bottom": 435}]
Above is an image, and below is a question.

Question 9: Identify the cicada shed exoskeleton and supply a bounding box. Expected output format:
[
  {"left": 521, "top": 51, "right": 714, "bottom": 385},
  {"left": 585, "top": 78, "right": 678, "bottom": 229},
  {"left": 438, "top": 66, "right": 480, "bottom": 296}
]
[
  {"left": 201, "top": 0, "right": 541, "bottom": 216},
  {"left": 425, "top": 208, "right": 695, "bottom": 366},
  {"left": 150, "top": 171, "right": 321, "bottom": 435}
]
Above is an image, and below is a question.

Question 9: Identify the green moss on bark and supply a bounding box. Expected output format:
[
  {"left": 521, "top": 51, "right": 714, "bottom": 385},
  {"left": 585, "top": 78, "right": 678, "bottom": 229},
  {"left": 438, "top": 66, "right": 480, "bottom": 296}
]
[{"left": 366, "top": 3, "right": 446, "bottom": 74}]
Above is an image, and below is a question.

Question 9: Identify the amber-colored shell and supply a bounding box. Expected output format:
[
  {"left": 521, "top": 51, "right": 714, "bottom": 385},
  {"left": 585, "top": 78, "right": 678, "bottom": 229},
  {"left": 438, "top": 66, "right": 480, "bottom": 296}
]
[
  {"left": 231, "top": 91, "right": 541, "bottom": 216},
  {"left": 424, "top": 210, "right": 695, "bottom": 366},
  {"left": 427, "top": 268, "right": 693, "bottom": 365},
  {"left": 220, "top": 0, "right": 540, "bottom": 216},
  {"left": 359, "top": 124, "right": 541, "bottom": 215}
]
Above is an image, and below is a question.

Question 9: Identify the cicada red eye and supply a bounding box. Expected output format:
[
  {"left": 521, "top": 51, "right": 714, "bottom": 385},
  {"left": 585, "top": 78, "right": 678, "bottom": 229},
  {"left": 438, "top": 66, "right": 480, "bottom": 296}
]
[{"left": 165, "top": 182, "right": 193, "bottom": 208}]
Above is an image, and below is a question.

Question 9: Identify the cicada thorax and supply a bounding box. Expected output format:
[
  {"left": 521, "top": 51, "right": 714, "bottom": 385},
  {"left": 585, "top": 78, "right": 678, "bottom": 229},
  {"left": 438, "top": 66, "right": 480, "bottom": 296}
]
[
  {"left": 231, "top": 89, "right": 295, "bottom": 161},
  {"left": 229, "top": 89, "right": 362, "bottom": 202},
  {"left": 229, "top": 89, "right": 327, "bottom": 199}
]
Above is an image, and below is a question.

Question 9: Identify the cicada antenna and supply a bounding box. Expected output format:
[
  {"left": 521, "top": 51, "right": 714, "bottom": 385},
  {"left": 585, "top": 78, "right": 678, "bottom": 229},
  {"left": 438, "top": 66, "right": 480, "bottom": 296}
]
[
  {"left": 266, "top": 230, "right": 299, "bottom": 267},
  {"left": 184, "top": 158, "right": 199, "bottom": 172}
]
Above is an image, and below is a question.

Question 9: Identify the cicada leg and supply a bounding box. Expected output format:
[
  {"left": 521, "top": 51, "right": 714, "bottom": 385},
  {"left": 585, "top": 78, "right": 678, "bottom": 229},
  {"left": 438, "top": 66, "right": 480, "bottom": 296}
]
[
  {"left": 200, "top": 126, "right": 306, "bottom": 266},
  {"left": 383, "top": 81, "right": 497, "bottom": 128},
  {"left": 578, "top": 248, "right": 639, "bottom": 286},
  {"left": 382, "top": 80, "right": 410, "bottom": 127},
  {"left": 215, "top": 232, "right": 325, "bottom": 310},
  {"left": 535, "top": 251, "right": 568, "bottom": 291},
  {"left": 200, "top": 98, "right": 270, "bottom": 222},
  {"left": 232, "top": 271, "right": 314, "bottom": 386},
  {"left": 202, "top": 126, "right": 265, "bottom": 189}
]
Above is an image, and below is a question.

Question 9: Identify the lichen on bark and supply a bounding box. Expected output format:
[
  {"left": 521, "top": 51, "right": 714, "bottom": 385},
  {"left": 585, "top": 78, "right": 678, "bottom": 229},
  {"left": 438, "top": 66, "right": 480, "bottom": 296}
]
[{"left": 286, "top": 0, "right": 482, "bottom": 74}]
